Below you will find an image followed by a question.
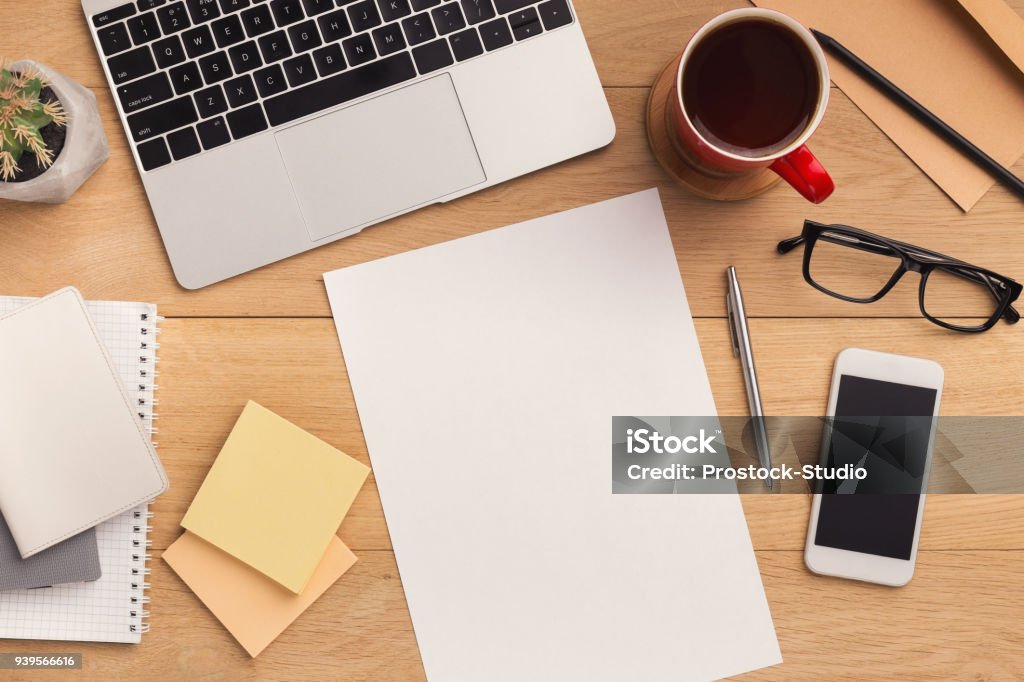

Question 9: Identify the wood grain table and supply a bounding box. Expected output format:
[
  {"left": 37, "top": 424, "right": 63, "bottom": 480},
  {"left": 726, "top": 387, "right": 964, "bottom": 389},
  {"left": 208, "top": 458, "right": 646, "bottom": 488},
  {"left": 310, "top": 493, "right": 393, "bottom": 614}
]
[{"left": 2, "top": 1, "right": 1023, "bottom": 680}]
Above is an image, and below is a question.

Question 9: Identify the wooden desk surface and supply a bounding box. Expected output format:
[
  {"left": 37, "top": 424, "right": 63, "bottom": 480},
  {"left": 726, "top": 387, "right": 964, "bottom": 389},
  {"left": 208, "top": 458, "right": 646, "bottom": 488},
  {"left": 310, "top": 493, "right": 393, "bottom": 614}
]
[{"left": 2, "top": 1, "right": 1023, "bottom": 679}]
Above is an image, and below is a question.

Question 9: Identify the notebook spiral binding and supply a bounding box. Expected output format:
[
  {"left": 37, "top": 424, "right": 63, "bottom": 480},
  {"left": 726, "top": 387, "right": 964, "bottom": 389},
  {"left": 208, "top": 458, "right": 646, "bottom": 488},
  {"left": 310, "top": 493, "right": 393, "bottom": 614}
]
[{"left": 129, "top": 310, "right": 162, "bottom": 636}]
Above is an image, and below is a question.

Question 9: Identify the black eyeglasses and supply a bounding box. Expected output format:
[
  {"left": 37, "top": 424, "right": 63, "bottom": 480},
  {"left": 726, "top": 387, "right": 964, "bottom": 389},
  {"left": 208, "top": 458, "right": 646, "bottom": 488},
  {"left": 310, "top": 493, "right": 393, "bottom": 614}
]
[{"left": 778, "top": 220, "right": 1022, "bottom": 332}]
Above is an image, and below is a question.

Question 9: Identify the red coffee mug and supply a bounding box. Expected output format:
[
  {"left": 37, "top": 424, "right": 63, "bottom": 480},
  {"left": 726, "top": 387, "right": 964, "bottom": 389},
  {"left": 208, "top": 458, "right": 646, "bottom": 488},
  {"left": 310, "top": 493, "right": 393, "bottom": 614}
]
[{"left": 671, "top": 8, "right": 834, "bottom": 204}]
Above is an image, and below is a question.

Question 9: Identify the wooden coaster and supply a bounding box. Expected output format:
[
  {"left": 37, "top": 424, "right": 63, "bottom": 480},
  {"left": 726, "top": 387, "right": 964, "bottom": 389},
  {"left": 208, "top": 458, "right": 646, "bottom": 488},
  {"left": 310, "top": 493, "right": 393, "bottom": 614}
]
[{"left": 646, "top": 57, "right": 782, "bottom": 201}]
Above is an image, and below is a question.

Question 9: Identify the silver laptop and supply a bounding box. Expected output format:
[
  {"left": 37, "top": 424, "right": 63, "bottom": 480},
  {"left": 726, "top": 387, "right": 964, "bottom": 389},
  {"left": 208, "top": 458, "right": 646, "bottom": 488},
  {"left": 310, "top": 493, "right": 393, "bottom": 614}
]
[{"left": 83, "top": 0, "right": 614, "bottom": 289}]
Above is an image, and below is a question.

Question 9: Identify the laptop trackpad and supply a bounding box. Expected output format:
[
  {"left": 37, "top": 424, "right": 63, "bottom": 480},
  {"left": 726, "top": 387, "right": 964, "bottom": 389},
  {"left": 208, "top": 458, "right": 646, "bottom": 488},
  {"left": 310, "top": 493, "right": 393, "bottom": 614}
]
[{"left": 275, "top": 74, "right": 485, "bottom": 242}]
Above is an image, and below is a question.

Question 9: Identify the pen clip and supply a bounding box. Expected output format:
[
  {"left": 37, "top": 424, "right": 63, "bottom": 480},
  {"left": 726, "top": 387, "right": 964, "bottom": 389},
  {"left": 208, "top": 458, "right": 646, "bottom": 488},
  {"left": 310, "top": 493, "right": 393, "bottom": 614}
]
[{"left": 726, "top": 293, "right": 740, "bottom": 358}]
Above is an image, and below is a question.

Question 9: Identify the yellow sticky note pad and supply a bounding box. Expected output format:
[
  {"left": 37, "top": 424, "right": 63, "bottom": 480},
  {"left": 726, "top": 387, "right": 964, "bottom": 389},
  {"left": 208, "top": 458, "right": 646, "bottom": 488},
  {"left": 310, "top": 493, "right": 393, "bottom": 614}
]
[
  {"left": 164, "top": 531, "right": 357, "bottom": 657},
  {"left": 181, "top": 401, "right": 369, "bottom": 593}
]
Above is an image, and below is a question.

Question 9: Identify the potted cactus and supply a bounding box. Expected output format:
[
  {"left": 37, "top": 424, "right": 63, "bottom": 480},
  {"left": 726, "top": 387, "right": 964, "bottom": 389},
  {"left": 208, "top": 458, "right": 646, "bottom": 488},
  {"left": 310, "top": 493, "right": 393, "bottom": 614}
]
[{"left": 0, "top": 60, "right": 109, "bottom": 204}]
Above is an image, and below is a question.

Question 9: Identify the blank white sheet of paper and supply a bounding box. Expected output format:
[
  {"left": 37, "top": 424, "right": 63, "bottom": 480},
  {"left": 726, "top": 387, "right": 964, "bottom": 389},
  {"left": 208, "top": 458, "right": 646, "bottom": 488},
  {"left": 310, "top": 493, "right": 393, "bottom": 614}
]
[{"left": 324, "top": 189, "right": 781, "bottom": 682}]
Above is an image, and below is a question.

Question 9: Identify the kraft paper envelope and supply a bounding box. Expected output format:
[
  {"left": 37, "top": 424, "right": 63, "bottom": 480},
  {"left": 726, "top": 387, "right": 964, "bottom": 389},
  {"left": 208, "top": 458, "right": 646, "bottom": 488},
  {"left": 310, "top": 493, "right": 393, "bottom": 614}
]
[
  {"left": 181, "top": 401, "right": 369, "bottom": 593},
  {"left": 164, "top": 532, "right": 357, "bottom": 657},
  {"left": 753, "top": 0, "right": 1024, "bottom": 210}
]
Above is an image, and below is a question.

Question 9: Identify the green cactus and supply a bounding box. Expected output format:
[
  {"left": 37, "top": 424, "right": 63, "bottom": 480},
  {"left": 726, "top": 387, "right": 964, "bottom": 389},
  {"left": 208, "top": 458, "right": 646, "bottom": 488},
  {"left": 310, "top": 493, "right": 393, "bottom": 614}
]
[{"left": 0, "top": 61, "right": 67, "bottom": 181}]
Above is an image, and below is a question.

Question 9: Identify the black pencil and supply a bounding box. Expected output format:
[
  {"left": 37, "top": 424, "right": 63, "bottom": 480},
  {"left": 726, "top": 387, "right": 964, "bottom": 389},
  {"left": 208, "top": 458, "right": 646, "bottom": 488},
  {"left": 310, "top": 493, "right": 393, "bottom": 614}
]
[{"left": 811, "top": 29, "right": 1024, "bottom": 201}]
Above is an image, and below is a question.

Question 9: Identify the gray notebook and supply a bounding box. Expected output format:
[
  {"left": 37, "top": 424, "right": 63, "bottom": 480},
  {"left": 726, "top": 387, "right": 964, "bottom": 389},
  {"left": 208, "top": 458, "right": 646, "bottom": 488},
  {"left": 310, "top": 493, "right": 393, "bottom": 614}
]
[{"left": 0, "top": 515, "right": 101, "bottom": 591}]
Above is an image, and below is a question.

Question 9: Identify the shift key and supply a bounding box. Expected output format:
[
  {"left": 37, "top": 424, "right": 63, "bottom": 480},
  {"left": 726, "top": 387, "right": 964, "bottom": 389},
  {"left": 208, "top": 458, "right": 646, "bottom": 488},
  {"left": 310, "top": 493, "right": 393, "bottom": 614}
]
[{"left": 127, "top": 96, "right": 199, "bottom": 142}]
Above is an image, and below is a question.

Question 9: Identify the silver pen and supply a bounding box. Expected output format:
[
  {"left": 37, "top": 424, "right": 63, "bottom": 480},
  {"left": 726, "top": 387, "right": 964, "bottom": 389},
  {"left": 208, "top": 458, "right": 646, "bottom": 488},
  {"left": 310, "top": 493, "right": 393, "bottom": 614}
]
[{"left": 726, "top": 266, "right": 773, "bottom": 490}]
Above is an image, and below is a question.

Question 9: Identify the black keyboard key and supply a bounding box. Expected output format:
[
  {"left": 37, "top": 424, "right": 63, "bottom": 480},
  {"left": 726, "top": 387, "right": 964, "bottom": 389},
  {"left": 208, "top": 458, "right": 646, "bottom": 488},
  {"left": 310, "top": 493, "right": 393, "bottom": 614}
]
[
  {"left": 270, "top": 0, "right": 304, "bottom": 26},
  {"left": 494, "top": 0, "right": 531, "bottom": 12},
  {"left": 153, "top": 35, "right": 187, "bottom": 67},
  {"left": 127, "top": 96, "right": 198, "bottom": 141},
  {"left": 378, "top": 0, "right": 410, "bottom": 21},
  {"left": 98, "top": 22, "right": 132, "bottom": 55},
  {"left": 226, "top": 103, "right": 268, "bottom": 138},
  {"left": 219, "top": 0, "right": 250, "bottom": 12},
  {"left": 94, "top": 4, "right": 136, "bottom": 27},
  {"left": 157, "top": 2, "right": 191, "bottom": 32},
  {"left": 282, "top": 53, "right": 317, "bottom": 86},
  {"left": 136, "top": 138, "right": 171, "bottom": 170},
  {"left": 508, "top": 7, "right": 539, "bottom": 40},
  {"left": 212, "top": 14, "right": 245, "bottom": 46},
  {"left": 312, "top": 44, "right": 346, "bottom": 76},
  {"left": 478, "top": 16, "right": 510, "bottom": 50},
  {"left": 107, "top": 46, "right": 157, "bottom": 84},
  {"left": 372, "top": 23, "right": 405, "bottom": 56},
  {"left": 117, "top": 72, "right": 173, "bottom": 112},
  {"left": 401, "top": 12, "right": 434, "bottom": 45},
  {"left": 169, "top": 61, "right": 204, "bottom": 93},
  {"left": 258, "top": 30, "right": 293, "bottom": 62},
  {"left": 317, "top": 9, "right": 352, "bottom": 42},
  {"left": 410, "top": 0, "right": 439, "bottom": 8},
  {"left": 342, "top": 33, "right": 375, "bottom": 66},
  {"left": 460, "top": 0, "right": 493, "bottom": 24},
  {"left": 301, "top": 0, "right": 333, "bottom": 15},
  {"left": 431, "top": 3, "right": 464, "bottom": 34},
  {"left": 449, "top": 27, "right": 481, "bottom": 61},
  {"left": 167, "top": 126, "right": 202, "bottom": 158},
  {"left": 186, "top": 0, "right": 221, "bottom": 22},
  {"left": 197, "top": 116, "right": 231, "bottom": 148},
  {"left": 127, "top": 12, "right": 162, "bottom": 44},
  {"left": 537, "top": 0, "right": 570, "bottom": 30},
  {"left": 412, "top": 38, "right": 452, "bottom": 74},
  {"left": 229, "top": 40, "right": 263, "bottom": 71},
  {"left": 254, "top": 63, "right": 288, "bottom": 96},
  {"left": 138, "top": 0, "right": 168, "bottom": 10},
  {"left": 241, "top": 3, "right": 274, "bottom": 36},
  {"left": 288, "top": 20, "right": 322, "bottom": 52},
  {"left": 199, "top": 50, "right": 233, "bottom": 82},
  {"left": 182, "top": 24, "right": 216, "bottom": 56},
  {"left": 264, "top": 52, "right": 415, "bottom": 125},
  {"left": 347, "top": 1, "right": 381, "bottom": 32},
  {"left": 195, "top": 84, "right": 229, "bottom": 116},
  {"left": 224, "top": 74, "right": 258, "bottom": 106}
]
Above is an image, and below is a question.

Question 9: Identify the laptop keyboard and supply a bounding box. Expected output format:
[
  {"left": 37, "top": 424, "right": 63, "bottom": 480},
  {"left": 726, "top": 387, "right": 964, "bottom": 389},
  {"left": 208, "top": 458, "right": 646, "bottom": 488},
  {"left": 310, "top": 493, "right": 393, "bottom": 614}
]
[{"left": 91, "top": 0, "right": 576, "bottom": 171}]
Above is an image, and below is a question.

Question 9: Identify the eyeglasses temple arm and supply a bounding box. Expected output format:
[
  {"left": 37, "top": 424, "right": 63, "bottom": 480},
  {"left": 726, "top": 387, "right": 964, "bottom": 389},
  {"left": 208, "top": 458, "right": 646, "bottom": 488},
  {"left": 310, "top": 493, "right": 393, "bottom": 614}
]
[
  {"left": 777, "top": 236, "right": 805, "bottom": 254},
  {"left": 785, "top": 223, "right": 901, "bottom": 258},
  {"left": 778, "top": 232, "right": 899, "bottom": 258}
]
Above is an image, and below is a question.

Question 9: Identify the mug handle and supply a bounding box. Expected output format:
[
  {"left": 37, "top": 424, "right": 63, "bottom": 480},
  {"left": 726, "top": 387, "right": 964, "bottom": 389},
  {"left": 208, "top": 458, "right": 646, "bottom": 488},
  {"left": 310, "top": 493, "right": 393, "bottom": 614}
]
[{"left": 769, "top": 145, "right": 834, "bottom": 204}]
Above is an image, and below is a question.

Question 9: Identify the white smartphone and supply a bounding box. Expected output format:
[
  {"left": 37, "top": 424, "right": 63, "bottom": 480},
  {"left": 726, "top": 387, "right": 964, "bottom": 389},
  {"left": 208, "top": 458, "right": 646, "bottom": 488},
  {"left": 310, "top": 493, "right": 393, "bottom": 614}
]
[{"left": 804, "top": 348, "right": 944, "bottom": 586}]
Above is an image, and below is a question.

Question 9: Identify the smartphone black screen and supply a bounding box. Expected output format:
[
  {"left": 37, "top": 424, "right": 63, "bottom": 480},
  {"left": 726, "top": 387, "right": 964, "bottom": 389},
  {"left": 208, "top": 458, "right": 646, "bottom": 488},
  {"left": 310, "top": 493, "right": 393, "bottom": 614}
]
[{"left": 814, "top": 375, "right": 938, "bottom": 560}]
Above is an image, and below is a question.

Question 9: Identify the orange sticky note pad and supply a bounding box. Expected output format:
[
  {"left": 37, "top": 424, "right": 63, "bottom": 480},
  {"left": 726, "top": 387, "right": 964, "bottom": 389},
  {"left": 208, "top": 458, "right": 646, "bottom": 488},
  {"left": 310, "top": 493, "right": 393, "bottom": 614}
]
[{"left": 163, "top": 531, "right": 357, "bottom": 657}]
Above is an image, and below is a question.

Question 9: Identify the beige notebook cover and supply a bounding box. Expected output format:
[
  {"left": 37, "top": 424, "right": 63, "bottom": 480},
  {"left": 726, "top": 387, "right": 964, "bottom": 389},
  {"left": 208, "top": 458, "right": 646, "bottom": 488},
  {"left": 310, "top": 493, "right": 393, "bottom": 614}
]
[
  {"left": 0, "top": 288, "right": 168, "bottom": 558},
  {"left": 181, "top": 401, "right": 369, "bottom": 593},
  {"left": 163, "top": 532, "right": 357, "bottom": 657}
]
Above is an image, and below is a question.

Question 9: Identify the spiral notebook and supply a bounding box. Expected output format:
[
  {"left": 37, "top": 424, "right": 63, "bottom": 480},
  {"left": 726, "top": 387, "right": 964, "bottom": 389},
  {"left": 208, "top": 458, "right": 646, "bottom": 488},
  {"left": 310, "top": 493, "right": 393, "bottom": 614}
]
[{"left": 0, "top": 296, "right": 160, "bottom": 644}]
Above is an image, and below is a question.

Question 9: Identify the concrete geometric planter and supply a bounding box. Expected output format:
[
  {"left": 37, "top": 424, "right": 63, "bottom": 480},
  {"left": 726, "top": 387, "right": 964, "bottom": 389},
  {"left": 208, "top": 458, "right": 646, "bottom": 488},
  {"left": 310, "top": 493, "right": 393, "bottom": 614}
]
[{"left": 0, "top": 61, "right": 109, "bottom": 204}]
